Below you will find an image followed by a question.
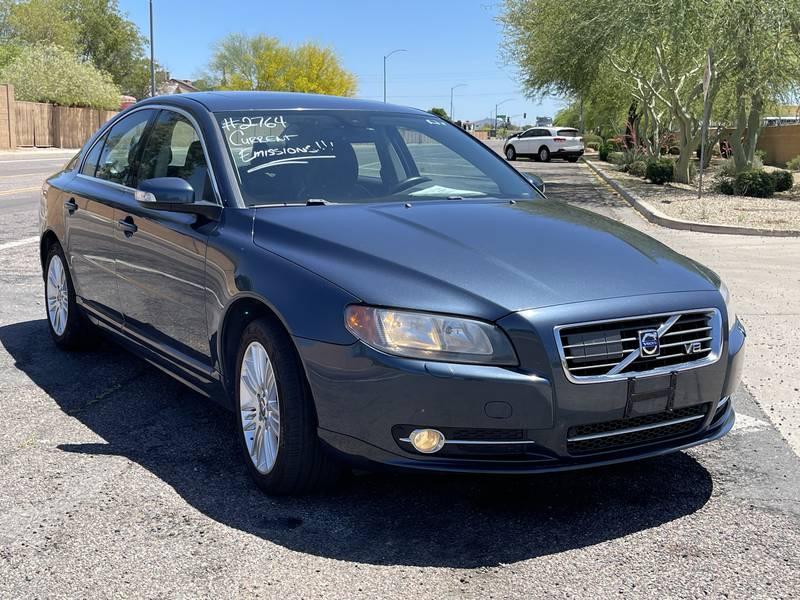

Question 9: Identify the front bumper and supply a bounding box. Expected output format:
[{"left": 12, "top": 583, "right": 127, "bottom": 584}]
[{"left": 297, "top": 292, "right": 745, "bottom": 474}]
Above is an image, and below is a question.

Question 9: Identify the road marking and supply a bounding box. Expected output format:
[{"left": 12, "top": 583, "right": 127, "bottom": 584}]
[
  {"left": 0, "top": 172, "right": 46, "bottom": 180},
  {"left": 0, "top": 236, "right": 37, "bottom": 251},
  {"left": 732, "top": 412, "right": 770, "bottom": 433},
  {"left": 0, "top": 186, "right": 39, "bottom": 196},
  {"left": 0, "top": 157, "right": 71, "bottom": 163}
]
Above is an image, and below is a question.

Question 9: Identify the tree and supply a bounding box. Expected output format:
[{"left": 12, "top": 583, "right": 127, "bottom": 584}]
[
  {"left": 208, "top": 34, "right": 356, "bottom": 96},
  {"left": 428, "top": 107, "right": 449, "bottom": 119},
  {"left": 715, "top": 0, "right": 800, "bottom": 172},
  {"left": 5, "top": 0, "right": 148, "bottom": 97},
  {"left": 0, "top": 43, "right": 120, "bottom": 109}
]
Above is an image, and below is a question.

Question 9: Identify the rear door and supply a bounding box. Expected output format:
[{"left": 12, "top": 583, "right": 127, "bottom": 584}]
[
  {"left": 113, "top": 108, "right": 219, "bottom": 369},
  {"left": 65, "top": 109, "right": 155, "bottom": 323}
]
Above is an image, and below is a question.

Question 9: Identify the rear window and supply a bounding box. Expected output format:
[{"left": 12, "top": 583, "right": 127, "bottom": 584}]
[{"left": 557, "top": 129, "right": 580, "bottom": 137}]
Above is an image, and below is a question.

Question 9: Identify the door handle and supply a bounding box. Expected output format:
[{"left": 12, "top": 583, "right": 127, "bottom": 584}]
[
  {"left": 117, "top": 217, "right": 138, "bottom": 237},
  {"left": 64, "top": 198, "right": 78, "bottom": 215}
]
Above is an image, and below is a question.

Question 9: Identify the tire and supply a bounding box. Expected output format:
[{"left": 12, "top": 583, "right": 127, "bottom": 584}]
[
  {"left": 538, "top": 146, "right": 551, "bottom": 162},
  {"left": 505, "top": 145, "right": 517, "bottom": 161},
  {"left": 235, "top": 317, "right": 341, "bottom": 495},
  {"left": 44, "top": 242, "right": 96, "bottom": 350},
  {"left": 567, "top": 156, "right": 580, "bottom": 163}
]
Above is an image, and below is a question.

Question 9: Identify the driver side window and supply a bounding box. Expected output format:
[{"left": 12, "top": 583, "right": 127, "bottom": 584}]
[
  {"left": 136, "top": 110, "right": 216, "bottom": 203},
  {"left": 95, "top": 110, "right": 153, "bottom": 186}
]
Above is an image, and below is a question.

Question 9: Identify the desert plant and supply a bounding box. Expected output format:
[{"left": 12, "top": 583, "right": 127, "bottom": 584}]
[
  {"left": 733, "top": 170, "right": 776, "bottom": 198},
  {"left": 608, "top": 151, "right": 625, "bottom": 166},
  {"left": 646, "top": 158, "right": 674, "bottom": 184},
  {"left": 628, "top": 160, "right": 648, "bottom": 178},
  {"left": 713, "top": 176, "right": 735, "bottom": 195},
  {"left": 771, "top": 170, "right": 794, "bottom": 192},
  {"left": 787, "top": 155, "right": 800, "bottom": 172}
]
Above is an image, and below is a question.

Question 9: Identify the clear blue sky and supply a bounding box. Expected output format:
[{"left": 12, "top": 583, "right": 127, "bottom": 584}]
[{"left": 118, "top": 0, "right": 564, "bottom": 124}]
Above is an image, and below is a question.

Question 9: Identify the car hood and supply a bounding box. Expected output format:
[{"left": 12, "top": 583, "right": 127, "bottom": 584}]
[{"left": 252, "top": 199, "right": 719, "bottom": 321}]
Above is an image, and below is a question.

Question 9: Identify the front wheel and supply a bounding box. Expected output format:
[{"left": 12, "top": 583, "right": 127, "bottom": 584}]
[
  {"left": 235, "top": 317, "right": 341, "bottom": 495},
  {"left": 538, "top": 146, "right": 551, "bottom": 162},
  {"left": 44, "top": 243, "right": 96, "bottom": 350},
  {"left": 505, "top": 145, "right": 517, "bottom": 161}
]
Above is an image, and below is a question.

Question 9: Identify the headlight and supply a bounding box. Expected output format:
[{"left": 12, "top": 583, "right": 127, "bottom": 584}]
[
  {"left": 719, "top": 281, "right": 737, "bottom": 330},
  {"left": 344, "top": 305, "right": 518, "bottom": 365}
]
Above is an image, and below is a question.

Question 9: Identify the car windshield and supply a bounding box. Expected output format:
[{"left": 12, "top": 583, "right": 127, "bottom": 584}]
[
  {"left": 557, "top": 129, "right": 580, "bottom": 137},
  {"left": 215, "top": 110, "right": 537, "bottom": 206}
]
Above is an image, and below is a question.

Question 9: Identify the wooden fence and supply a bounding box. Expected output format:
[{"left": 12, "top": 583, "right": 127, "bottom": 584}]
[{"left": 0, "top": 84, "right": 117, "bottom": 149}]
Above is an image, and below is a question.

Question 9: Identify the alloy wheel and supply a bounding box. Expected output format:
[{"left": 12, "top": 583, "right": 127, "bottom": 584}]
[
  {"left": 46, "top": 254, "right": 69, "bottom": 336},
  {"left": 239, "top": 341, "right": 281, "bottom": 474}
]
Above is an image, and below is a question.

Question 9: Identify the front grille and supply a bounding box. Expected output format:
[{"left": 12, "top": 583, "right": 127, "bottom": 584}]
[
  {"left": 567, "top": 403, "right": 709, "bottom": 455},
  {"left": 555, "top": 309, "right": 721, "bottom": 383}
]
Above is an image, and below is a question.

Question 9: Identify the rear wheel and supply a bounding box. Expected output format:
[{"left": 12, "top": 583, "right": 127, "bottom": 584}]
[
  {"left": 505, "top": 145, "right": 517, "bottom": 161},
  {"left": 44, "top": 243, "right": 96, "bottom": 350},
  {"left": 567, "top": 156, "right": 580, "bottom": 163},
  {"left": 538, "top": 146, "right": 551, "bottom": 162},
  {"left": 235, "top": 317, "right": 341, "bottom": 495}
]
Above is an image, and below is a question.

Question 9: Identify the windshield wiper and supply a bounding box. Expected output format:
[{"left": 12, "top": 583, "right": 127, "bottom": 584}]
[{"left": 306, "top": 198, "right": 336, "bottom": 206}]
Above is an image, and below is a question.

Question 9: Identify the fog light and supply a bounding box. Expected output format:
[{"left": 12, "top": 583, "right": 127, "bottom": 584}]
[{"left": 409, "top": 428, "right": 445, "bottom": 454}]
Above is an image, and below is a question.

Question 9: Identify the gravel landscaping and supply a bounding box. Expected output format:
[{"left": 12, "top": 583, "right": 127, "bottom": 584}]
[{"left": 590, "top": 160, "right": 800, "bottom": 231}]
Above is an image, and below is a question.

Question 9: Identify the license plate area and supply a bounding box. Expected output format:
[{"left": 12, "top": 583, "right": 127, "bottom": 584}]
[{"left": 625, "top": 373, "right": 677, "bottom": 417}]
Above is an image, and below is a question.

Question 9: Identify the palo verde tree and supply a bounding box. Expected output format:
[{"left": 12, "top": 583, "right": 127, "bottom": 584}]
[
  {"left": 714, "top": 0, "right": 800, "bottom": 172},
  {"left": 208, "top": 34, "right": 357, "bottom": 97},
  {"left": 501, "top": 0, "right": 729, "bottom": 184}
]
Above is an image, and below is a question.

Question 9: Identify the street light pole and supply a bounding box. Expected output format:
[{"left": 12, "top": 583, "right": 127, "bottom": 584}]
[
  {"left": 383, "top": 49, "right": 406, "bottom": 103},
  {"left": 494, "top": 98, "right": 513, "bottom": 135},
  {"left": 450, "top": 84, "right": 466, "bottom": 121},
  {"left": 149, "top": 0, "right": 155, "bottom": 97}
]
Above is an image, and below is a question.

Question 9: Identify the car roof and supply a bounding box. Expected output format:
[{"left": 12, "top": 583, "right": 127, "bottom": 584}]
[{"left": 135, "top": 91, "right": 426, "bottom": 115}]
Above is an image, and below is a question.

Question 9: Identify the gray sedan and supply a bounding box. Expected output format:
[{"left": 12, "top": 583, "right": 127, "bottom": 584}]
[{"left": 39, "top": 92, "right": 744, "bottom": 495}]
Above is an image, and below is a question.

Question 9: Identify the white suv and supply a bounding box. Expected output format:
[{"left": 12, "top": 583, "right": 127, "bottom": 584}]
[{"left": 503, "top": 127, "right": 584, "bottom": 163}]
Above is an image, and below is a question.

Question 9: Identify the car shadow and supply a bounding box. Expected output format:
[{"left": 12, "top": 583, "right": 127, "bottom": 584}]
[{"left": 1, "top": 319, "right": 714, "bottom": 568}]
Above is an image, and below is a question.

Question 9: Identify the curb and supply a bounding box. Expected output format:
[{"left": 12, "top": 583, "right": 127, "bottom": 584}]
[{"left": 584, "top": 159, "right": 800, "bottom": 238}]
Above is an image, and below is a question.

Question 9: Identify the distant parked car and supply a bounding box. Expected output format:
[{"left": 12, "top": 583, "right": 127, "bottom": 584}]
[{"left": 504, "top": 127, "right": 584, "bottom": 162}]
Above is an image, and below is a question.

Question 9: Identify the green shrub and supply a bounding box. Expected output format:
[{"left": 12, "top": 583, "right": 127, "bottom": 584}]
[
  {"left": 583, "top": 133, "right": 603, "bottom": 146},
  {"left": 754, "top": 149, "right": 768, "bottom": 163},
  {"left": 598, "top": 142, "right": 610, "bottom": 162},
  {"left": 733, "top": 170, "right": 775, "bottom": 198},
  {"left": 646, "top": 159, "right": 674, "bottom": 184},
  {"left": 608, "top": 151, "right": 625, "bottom": 166},
  {"left": 628, "top": 160, "right": 647, "bottom": 178},
  {"left": 0, "top": 44, "right": 120, "bottom": 109},
  {"left": 586, "top": 142, "right": 600, "bottom": 151},
  {"left": 717, "top": 158, "right": 736, "bottom": 178},
  {"left": 771, "top": 170, "right": 794, "bottom": 192},
  {"left": 786, "top": 155, "right": 800, "bottom": 171},
  {"left": 605, "top": 137, "right": 623, "bottom": 151},
  {"left": 713, "top": 176, "right": 735, "bottom": 195},
  {"left": 667, "top": 146, "right": 680, "bottom": 155}
]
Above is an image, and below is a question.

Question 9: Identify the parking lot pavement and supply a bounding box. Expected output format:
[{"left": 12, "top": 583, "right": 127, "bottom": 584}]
[
  {"left": 1, "top": 149, "right": 799, "bottom": 598},
  {"left": 0, "top": 150, "right": 75, "bottom": 245}
]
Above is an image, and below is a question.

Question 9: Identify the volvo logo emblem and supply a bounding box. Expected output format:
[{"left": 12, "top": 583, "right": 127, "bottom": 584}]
[{"left": 638, "top": 329, "right": 660, "bottom": 356}]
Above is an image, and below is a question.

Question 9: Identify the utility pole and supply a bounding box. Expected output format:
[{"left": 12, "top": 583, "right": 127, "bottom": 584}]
[
  {"left": 149, "top": 0, "right": 155, "bottom": 97},
  {"left": 450, "top": 84, "right": 466, "bottom": 121},
  {"left": 383, "top": 49, "right": 406, "bottom": 103}
]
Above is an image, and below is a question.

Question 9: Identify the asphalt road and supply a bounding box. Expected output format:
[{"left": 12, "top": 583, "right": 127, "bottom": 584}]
[{"left": 0, "top": 150, "right": 798, "bottom": 598}]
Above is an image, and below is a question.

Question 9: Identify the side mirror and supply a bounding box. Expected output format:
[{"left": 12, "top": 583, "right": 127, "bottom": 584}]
[
  {"left": 135, "top": 177, "right": 221, "bottom": 220},
  {"left": 525, "top": 173, "right": 546, "bottom": 194},
  {"left": 136, "top": 177, "right": 195, "bottom": 205}
]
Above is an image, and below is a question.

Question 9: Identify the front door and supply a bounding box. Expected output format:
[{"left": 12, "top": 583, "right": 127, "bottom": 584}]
[
  {"left": 65, "top": 110, "right": 154, "bottom": 323},
  {"left": 114, "top": 109, "right": 219, "bottom": 369}
]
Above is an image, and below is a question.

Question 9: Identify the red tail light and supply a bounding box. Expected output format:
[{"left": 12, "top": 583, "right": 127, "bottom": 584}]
[{"left": 553, "top": 137, "right": 566, "bottom": 142}]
